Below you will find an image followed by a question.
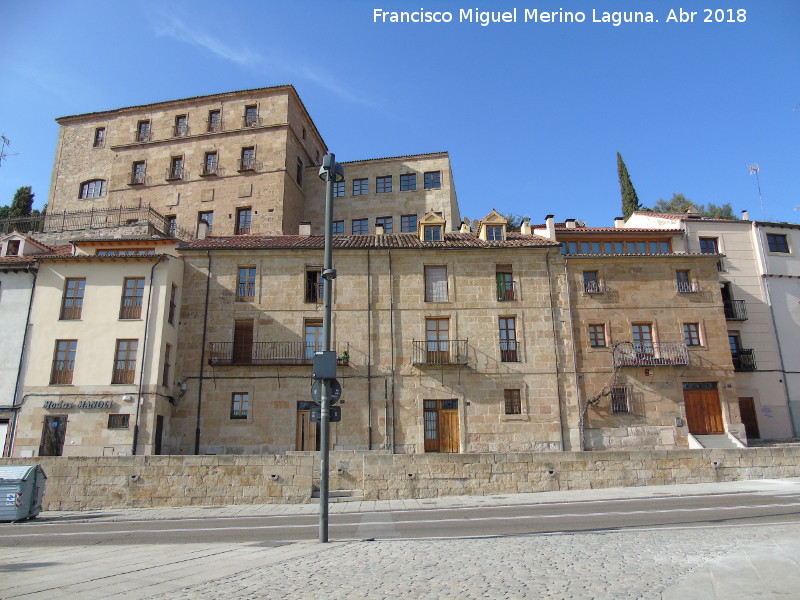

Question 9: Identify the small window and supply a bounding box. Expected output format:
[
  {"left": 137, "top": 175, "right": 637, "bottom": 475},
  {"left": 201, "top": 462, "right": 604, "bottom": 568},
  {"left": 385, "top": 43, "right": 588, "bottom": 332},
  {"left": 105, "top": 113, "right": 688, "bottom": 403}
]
[
  {"left": 208, "top": 109, "right": 222, "bottom": 132},
  {"left": 332, "top": 220, "right": 344, "bottom": 235},
  {"left": 486, "top": 225, "right": 504, "bottom": 241},
  {"left": 333, "top": 181, "right": 345, "bottom": 198},
  {"left": 168, "top": 284, "right": 178, "bottom": 326},
  {"left": 112, "top": 339, "right": 138, "bottom": 384},
  {"left": 51, "top": 340, "right": 77, "bottom": 385},
  {"left": 93, "top": 128, "right": 106, "bottom": 148},
  {"left": 611, "top": 387, "right": 630, "bottom": 414},
  {"left": 79, "top": 179, "right": 106, "bottom": 199},
  {"left": 203, "top": 151, "right": 218, "bottom": 176},
  {"left": 683, "top": 323, "right": 702, "bottom": 346},
  {"left": 166, "top": 215, "right": 177, "bottom": 237},
  {"left": 231, "top": 392, "right": 249, "bottom": 419},
  {"left": 376, "top": 175, "right": 392, "bottom": 193},
  {"left": 352, "top": 218, "right": 368, "bottom": 235},
  {"left": 131, "top": 161, "right": 146, "bottom": 185},
  {"left": 236, "top": 208, "right": 252, "bottom": 235},
  {"left": 504, "top": 389, "right": 521, "bottom": 415},
  {"left": 108, "top": 414, "right": 130, "bottom": 429},
  {"left": 767, "top": 233, "right": 790, "bottom": 253},
  {"left": 583, "top": 271, "right": 604, "bottom": 293},
  {"left": 424, "top": 171, "right": 441, "bottom": 189},
  {"left": 376, "top": 216, "right": 393, "bottom": 233},
  {"left": 136, "top": 120, "right": 151, "bottom": 142},
  {"left": 296, "top": 158, "right": 303, "bottom": 186},
  {"left": 244, "top": 105, "right": 259, "bottom": 127},
  {"left": 353, "top": 178, "right": 368, "bottom": 196},
  {"left": 168, "top": 156, "right": 184, "bottom": 180},
  {"left": 236, "top": 267, "right": 256, "bottom": 301},
  {"left": 198, "top": 211, "right": 213, "bottom": 233},
  {"left": 174, "top": 114, "right": 188, "bottom": 137},
  {"left": 400, "top": 173, "right": 416, "bottom": 191},
  {"left": 676, "top": 270, "right": 697, "bottom": 292},
  {"left": 162, "top": 343, "right": 172, "bottom": 387},
  {"left": 588, "top": 324, "right": 606, "bottom": 348},
  {"left": 699, "top": 237, "right": 719, "bottom": 254},
  {"left": 6, "top": 240, "right": 20, "bottom": 256},
  {"left": 60, "top": 278, "right": 86, "bottom": 320},
  {"left": 305, "top": 269, "right": 324, "bottom": 303},
  {"left": 401, "top": 214, "right": 417, "bottom": 232},
  {"left": 424, "top": 225, "right": 442, "bottom": 242},
  {"left": 424, "top": 266, "right": 448, "bottom": 302}
]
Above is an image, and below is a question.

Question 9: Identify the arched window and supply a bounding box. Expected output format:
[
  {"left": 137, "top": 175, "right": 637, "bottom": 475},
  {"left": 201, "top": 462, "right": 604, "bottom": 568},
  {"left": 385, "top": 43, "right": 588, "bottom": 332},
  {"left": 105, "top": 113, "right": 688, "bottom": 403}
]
[{"left": 79, "top": 179, "right": 106, "bottom": 199}]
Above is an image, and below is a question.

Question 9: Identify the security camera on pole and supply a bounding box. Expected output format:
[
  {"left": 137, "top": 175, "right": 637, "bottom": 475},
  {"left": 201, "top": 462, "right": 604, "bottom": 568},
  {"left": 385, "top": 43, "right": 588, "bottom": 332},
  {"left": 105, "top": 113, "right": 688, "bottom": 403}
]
[{"left": 314, "top": 154, "right": 344, "bottom": 543}]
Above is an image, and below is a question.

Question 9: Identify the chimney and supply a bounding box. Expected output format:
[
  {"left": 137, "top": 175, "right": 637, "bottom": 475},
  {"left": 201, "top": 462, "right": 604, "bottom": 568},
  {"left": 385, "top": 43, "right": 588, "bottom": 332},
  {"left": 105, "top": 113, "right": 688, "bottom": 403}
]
[
  {"left": 460, "top": 219, "right": 471, "bottom": 233},
  {"left": 565, "top": 218, "right": 577, "bottom": 229},
  {"left": 544, "top": 214, "right": 556, "bottom": 241},
  {"left": 741, "top": 209, "right": 750, "bottom": 221},
  {"left": 375, "top": 223, "right": 385, "bottom": 236},
  {"left": 520, "top": 218, "right": 531, "bottom": 235},
  {"left": 614, "top": 216, "right": 625, "bottom": 228},
  {"left": 197, "top": 220, "right": 209, "bottom": 240},
  {"left": 298, "top": 222, "right": 311, "bottom": 236}
]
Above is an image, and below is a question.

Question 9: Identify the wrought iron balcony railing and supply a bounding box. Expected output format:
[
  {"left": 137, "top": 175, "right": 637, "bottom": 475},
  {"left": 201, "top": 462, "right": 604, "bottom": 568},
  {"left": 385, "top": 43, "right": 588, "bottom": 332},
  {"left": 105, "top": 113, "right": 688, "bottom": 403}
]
[
  {"left": 243, "top": 115, "right": 261, "bottom": 128},
  {"left": 732, "top": 348, "right": 756, "bottom": 371},
  {"left": 497, "top": 281, "right": 516, "bottom": 301},
  {"left": 129, "top": 173, "right": 147, "bottom": 185},
  {"left": 208, "top": 341, "right": 350, "bottom": 366},
  {"left": 724, "top": 300, "right": 747, "bottom": 321},
  {"left": 173, "top": 124, "right": 189, "bottom": 137},
  {"left": 499, "top": 340, "right": 519, "bottom": 362},
  {"left": 206, "top": 119, "right": 223, "bottom": 133},
  {"left": 200, "top": 164, "right": 219, "bottom": 176},
  {"left": 677, "top": 281, "right": 699, "bottom": 293},
  {"left": 584, "top": 280, "right": 606, "bottom": 294},
  {"left": 613, "top": 341, "right": 690, "bottom": 367},
  {"left": 238, "top": 158, "right": 260, "bottom": 172},
  {"left": 165, "top": 167, "right": 187, "bottom": 181},
  {"left": 412, "top": 340, "right": 469, "bottom": 365}
]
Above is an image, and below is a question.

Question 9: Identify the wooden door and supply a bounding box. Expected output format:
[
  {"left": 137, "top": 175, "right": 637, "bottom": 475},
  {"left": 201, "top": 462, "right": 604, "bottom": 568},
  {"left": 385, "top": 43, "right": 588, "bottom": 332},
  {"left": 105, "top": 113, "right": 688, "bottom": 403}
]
[
  {"left": 296, "top": 410, "right": 317, "bottom": 451},
  {"left": 423, "top": 400, "right": 459, "bottom": 453},
  {"left": 233, "top": 319, "right": 253, "bottom": 365},
  {"left": 439, "top": 410, "right": 460, "bottom": 453},
  {"left": 39, "top": 416, "right": 67, "bottom": 456},
  {"left": 738, "top": 397, "right": 760, "bottom": 439},
  {"left": 154, "top": 415, "right": 164, "bottom": 455},
  {"left": 426, "top": 318, "right": 450, "bottom": 364},
  {"left": 683, "top": 388, "right": 724, "bottom": 434}
]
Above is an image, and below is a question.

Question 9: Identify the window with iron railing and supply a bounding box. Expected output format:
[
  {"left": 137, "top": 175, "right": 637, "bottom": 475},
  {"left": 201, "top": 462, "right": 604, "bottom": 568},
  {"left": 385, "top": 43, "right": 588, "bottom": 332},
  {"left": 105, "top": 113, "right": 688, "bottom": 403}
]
[
  {"left": 130, "top": 161, "right": 146, "bottom": 185},
  {"left": 676, "top": 270, "right": 699, "bottom": 293},
  {"left": 136, "top": 120, "right": 151, "bottom": 142},
  {"left": 112, "top": 339, "right": 138, "bottom": 384},
  {"left": 173, "top": 115, "right": 188, "bottom": 137},
  {"left": 202, "top": 152, "right": 218, "bottom": 176},
  {"left": 60, "top": 278, "right": 85, "bottom": 320},
  {"left": 244, "top": 105, "right": 259, "bottom": 127},
  {"left": 236, "top": 208, "right": 252, "bottom": 235},
  {"left": 167, "top": 157, "right": 185, "bottom": 180},
  {"left": 496, "top": 268, "right": 515, "bottom": 300},
  {"left": 499, "top": 317, "right": 519, "bottom": 362},
  {"left": 207, "top": 110, "right": 222, "bottom": 132},
  {"left": 236, "top": 267, "right": 256, "bottom": 301},
  {"left": 50, "top": 340, "right": 77, "bottom": 384},
  {"left": 120, "top": 277, "right": 145, "bottom": 319},
  {"left": 239, "top": 147, "right": 256, "bottom": 171},
  {"left": 583, "top": 271, "right": 605, "bottom": 294},
  {"left": 611, "top": 387, "right": 630, "bottom": 414}
]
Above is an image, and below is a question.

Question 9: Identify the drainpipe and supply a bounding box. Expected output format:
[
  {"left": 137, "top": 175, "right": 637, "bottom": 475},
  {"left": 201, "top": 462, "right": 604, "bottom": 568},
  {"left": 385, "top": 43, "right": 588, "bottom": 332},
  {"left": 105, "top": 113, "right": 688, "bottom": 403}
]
[
  {"left": 561, "top": 256, "right": 583, "bottom": 450},
  {"left": 367, "top": 249, "right": 372, "bottom": 449},
  {"left": 7, "top": 265, "right": 38, "bottom": 457},
  {"left": 544, "top": 250, "right": 567, "bottom": 451},
  {"left": 388, "top": 249, "right": 396, "bottom": 452},
  {"left": 132, "top": 255, "right": 164, "bottom": 455},
  {"left": 194, "top": 251, "right": 212, "bottom": 455}
]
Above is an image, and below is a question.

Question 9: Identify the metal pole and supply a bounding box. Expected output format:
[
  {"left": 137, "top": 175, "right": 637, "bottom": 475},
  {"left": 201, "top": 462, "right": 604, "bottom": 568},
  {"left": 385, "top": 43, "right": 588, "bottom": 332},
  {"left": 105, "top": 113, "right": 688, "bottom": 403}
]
[{"left": 319, "top": 154, "right": 336, "bottom": 543}]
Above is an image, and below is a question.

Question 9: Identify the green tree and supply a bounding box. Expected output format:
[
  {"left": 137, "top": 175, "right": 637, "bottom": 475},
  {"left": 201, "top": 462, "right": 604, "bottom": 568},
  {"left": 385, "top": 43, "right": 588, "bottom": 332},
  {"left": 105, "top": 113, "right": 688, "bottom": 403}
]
[
  {"left": 9, "top": 186, "right": 34, "bottom": 218},
  {"left": 501, "top": 213, "right": 529, "bottom": 231},
  {"left": 652, "top": 193, "right": 737, "bottom": 219},
  {"left": 617, "top": 153, "right": 642, "bottom": 219},
  {"left": 0, "top": 205, "right": 8, "bottom": 220}
]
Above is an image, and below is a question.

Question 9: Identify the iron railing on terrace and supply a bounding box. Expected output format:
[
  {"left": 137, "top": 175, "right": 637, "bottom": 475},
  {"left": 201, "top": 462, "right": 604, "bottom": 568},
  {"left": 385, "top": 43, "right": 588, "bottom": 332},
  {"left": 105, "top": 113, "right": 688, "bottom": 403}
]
[
  {"left": 732, "top": 349, "right": 756, "bottom": 372},
  {"left": 724, "top": 300, "right": 747, "bottom": 321},
  {"left": 412, "top": 340, "right": 469, "bottom": 366},
  {"left": 1, "top": 205, "right": 196, "bottom": 240},
  {"left": 208, "top": 341, "right": 350, "bottom": 366},
  {"left": 612, "top": 341, "right": 690, "bottom": 367}
]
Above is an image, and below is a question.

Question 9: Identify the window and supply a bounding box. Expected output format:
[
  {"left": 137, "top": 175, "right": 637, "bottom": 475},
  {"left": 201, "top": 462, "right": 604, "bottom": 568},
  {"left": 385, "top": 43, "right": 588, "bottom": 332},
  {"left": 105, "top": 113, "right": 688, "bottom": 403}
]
[
  {"left": 244, "top": 105, "right": 259, "bottom": 127},
  {"left": 424, "top": 225, "right": 442, "bottom": 241},
  {"left": 108, "top": 414, "right": 130, "bottom": 429},
  {"left": 632, "top": 323, "right": 654, "bottom": 355},
  {"left": 302, "top": 126, "right": 307, "bottom": 140},
  {"left": 332, "top": 220, "right": 344, "bottom": 235},
  {"left": 486, "top": 225, "right": 504, "bottom": 241},
  {"left": 676, "top": 270, "right": 696, "bottom": 293},
  {"left": 166, "top": 215, "right": 177, "bottom": 237},
  {"left": 333, "top": 181, "right": 345, "bottom": 198},
  {"left": 588, "top": 324, "right": 607, "bottom": 348},
  {"left": 240, "top": 147, "right": 256, "bottom": 171},
  {"left": 236, "top": 267, "right": 256, "bottom": 301},
  {"left": 401, "top": 214, "right": 417, "bottom": 233},
  {"left": 376, "top": 216, "right": 393, "bottom": 233},
  {"left": 424, "top": 171, "right": 441, "bottom": 189},
  {"left": 231, "top": 392, "right": 249, "bottom": 419},
  {"left": 699, "top": 237, "right": 719, "bottom": 254},
  {"left": 131, "top": 161, "right": 146, "bottom": 185},
  {"left": 208, "top": 109, "right": 222, "bottom": 132},
  {"left": 233, "top": 319, "right": 254, "bottom": 364},
  {"left": 353, "top": 178, "right": 368, "bottom": 196},
  {"left": 305, "top": 319, "right": 323, "bottom": 359},
  {"left": 6, "top": 240, "right": 20, "bottom": 256},
  {"left": 296, "top": 158, "right": 303, "bottom": 186},
  {"left": 306, "top": 269, "right": 324, "bottom": 303},
  {"left": 376, "top": 175, "right": 392, "bottom": 193},
  {"left": 425, "top": 318, "right": 450, "bottom": 363},
  {"left": 583, "top": 271, "right": 603, "bottom": 293},
  {"left": 168, "top": 284, "right": 177, "bottom": 325},
  {"left": 60, "top": 278, "right": 85, "bottom": 320},
  {"left": 496, "top": 266, "right": 514, "bottom": 301},
  {"left": 683, "top": 323, "right": 702, "bottom": 346},
  {"left": 499, "top": 317, "right": 518, "bottom": 362},
  {"left": 162, "top": 343, "right": 172, "bottom": 387},
  {"left": 611, "top": 387, "right": 630, "bottom": 414},
  {"left": 51, "top": 340, "right": 77, "bottom": 384},
  {"left": 767, "top": 233, "right": 790, "bottom": 253},
  {"left": 167, "top": 156, "right": 184, "bottom": 180},
  {"left": 198, "top": 211, "right": 213, "bottom": 234},
  {"left": 203, "top": 151, "right": 218, "bottom": 176},
  {"left": 136, "top": 120, "right": 151, "bottom": 142},
  {"left": 424, "top": 266, "right": 448, "bottom": 302},
  {"left": 504, "top": 389, "right": 521, "bottom": 415},
  {"left": 79, "top": 179, "right": 106, "bottom": 199},
  {"left": 400, "top": 173, "right": 416, "bottom": 191},
  {"left": 352, "top": 218, "right": 368, "bottom": 235},
  {"left": 174, "top": 115, "right": 188, "bottom": 137},
  {"left": 120, "top": 277, "right": 145, "bottom": 319},
  {"left": 112, "top": 339, "right": 138, "bottom": 384},
  {"left": 93, "top": 128, "right": 105, "bottom": 148},
  {"left": 236, "top": 208, "right": 252, "bottom": 235}
]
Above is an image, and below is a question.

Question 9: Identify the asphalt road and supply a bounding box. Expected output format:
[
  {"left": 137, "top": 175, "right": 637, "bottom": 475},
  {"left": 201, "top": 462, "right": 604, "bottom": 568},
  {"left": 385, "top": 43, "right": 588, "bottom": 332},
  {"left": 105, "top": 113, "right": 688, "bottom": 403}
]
[{"left": 3, "top": 489, "right": 800, "bottom": 547}]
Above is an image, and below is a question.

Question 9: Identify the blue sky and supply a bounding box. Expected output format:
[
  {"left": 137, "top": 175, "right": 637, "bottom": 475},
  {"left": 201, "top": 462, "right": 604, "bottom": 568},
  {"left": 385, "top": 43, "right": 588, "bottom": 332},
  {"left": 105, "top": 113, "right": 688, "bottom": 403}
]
[{"left": 1, "top": 0, "right": 798, "bottom": 225}]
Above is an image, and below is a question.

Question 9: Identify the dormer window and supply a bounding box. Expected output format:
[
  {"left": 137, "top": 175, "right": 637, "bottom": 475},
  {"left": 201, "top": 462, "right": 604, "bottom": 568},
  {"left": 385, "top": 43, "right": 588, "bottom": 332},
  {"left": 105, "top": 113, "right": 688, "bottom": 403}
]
[
  {"left": 486, "top": 225, "right": 504, "bottom": 241},
  {"left": 424, "top": 225, "right": 442, "bottom": 241},
  {"left": 478, "top": 209, "right": 508, "bottom": 242},
  {"left": 6, "top": 240, "right": 20, "bottom": 256},
  {"left": 418, "top": 211, "right": 447, "bottom": 242}
]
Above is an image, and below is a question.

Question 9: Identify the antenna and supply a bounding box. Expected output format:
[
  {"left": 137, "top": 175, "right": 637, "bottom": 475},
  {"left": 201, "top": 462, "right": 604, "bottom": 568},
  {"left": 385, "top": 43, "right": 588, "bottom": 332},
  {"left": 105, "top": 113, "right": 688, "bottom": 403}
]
[
  {"left": 0, "top": 135, "right": 17, "bottom": 168},
  {"left": 748, "top": 164, "right": 764, "bottom": 220}
]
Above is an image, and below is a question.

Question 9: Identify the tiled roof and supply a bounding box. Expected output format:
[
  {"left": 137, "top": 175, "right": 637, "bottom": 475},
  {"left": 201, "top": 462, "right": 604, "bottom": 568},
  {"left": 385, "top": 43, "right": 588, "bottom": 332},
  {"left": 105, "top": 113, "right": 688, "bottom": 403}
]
[
  {"left": 0, "top": 244, "right": 73, "bottom": 265},
  {"left": 341, "top": 152, "right": 449, "bottom": 165},
  {"left": 632, "top": 211, "right": 741, "bottom": 223},
  {"left": 554, "top": 227, "right": 678, "bottom": 234},
  {"left": 73, "top": 237, "right": 176, "bottom": 245},
  {"left": 179, "top": 232, "right": 559, "bottom": 251},
  {"left": 564, "top": 252, "right": 722, "bottom": 258}
]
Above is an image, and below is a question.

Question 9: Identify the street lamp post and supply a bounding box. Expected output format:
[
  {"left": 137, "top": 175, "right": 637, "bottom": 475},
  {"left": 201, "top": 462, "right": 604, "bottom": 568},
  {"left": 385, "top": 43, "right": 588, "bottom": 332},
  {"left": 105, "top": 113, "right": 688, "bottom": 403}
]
[{"left": 316, "top": 154, "right": 344, "bottom": 543}]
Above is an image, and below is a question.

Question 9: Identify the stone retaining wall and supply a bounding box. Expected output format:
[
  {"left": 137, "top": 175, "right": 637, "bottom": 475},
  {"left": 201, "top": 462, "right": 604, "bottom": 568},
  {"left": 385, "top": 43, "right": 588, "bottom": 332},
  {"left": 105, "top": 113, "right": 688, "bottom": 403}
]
[{"left": 3, "top": 447, "right": 799, "bottom": 511}]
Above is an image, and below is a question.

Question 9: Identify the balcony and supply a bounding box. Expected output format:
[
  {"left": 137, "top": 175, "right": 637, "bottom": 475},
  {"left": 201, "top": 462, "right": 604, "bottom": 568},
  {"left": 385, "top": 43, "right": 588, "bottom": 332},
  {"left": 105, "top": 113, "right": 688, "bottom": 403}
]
[
  {"left": 677, "top": 281, "right": 699, "bottom": 293},
  {"left": 129, "top": 173, "right": 147, "bottom": 186},
  {"left": 724, "top": 300, "right": 747, "bottom": 321},
  {"left": 208, "top": 341, "right": 350, "bottom": 366},
  {"left": 173, "top": 124, "right": 189, "bottom": 137},
  {"left": 238, "top": 158, "right": 261, "bottom": 172},
  {"left": 497, "top": 281, "right": 516, "bottom": 301},
  {"left": 732, "top": 348, "right": 756, "bottom": 371},
  {"left": 165, "top": 167, "right": 187, "bottom": 181},
  {"left": 583, "top": 280, "right": 606, "bottom": 294},
  {"left": 243, "top": 115, "right": 261, "bottom": 128},
  {"left": 613, "top": 341, "right": 690, "bottom": 367},
  {"left": 206, "top": 119, "right": 223, "bottom": 133},
  {"left": 412, "top": 340, "right": 469, "bottom": 366}
]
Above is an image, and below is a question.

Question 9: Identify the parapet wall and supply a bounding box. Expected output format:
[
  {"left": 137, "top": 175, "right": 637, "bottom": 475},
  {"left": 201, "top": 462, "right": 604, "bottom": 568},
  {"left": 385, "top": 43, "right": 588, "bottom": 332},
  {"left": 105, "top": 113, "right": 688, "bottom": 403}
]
[{"left": 2, "top": 448, "right": 798, "bottom": 511}]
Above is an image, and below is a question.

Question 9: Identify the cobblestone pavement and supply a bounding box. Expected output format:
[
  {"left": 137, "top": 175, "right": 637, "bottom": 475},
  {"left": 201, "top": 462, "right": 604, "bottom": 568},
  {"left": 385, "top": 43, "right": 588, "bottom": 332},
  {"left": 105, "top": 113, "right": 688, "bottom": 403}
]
[{"left": 147, "top": 523, "right": 800, "bottom": 600}]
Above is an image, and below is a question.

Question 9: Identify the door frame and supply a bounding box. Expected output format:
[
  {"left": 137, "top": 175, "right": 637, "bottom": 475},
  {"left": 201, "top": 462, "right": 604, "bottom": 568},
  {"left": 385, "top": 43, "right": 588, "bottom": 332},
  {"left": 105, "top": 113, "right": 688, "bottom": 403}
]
[{"left": 683, "top": 383, "right": 724, "bottom": 435}]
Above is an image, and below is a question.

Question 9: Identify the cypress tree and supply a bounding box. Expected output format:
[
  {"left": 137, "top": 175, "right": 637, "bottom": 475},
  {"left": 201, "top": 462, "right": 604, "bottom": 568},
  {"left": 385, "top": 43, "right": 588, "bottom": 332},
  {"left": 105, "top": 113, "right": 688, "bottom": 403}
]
[
  {"left": 617, "top": 153, "right": 641, "bottom": 219},
  {"left": 9, "top": 186, "right": 35, "bottom": 218}
]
